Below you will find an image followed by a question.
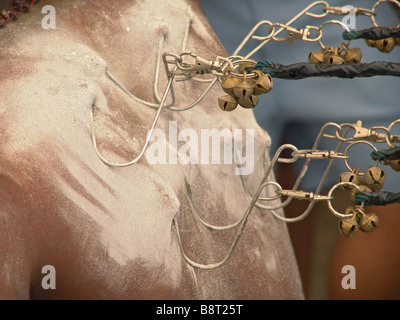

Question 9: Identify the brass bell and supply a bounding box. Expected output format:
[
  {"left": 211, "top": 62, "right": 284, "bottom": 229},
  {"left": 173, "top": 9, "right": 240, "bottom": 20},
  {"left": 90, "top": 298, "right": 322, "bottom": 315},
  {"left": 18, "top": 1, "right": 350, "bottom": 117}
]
[
  {"left": 394, "top": 37, "right": 400, "bottom": 46},
  {"left": 365, "top": 39, "right": 377, "bottom": 48},
  {"left": 375, "top": 37, "right": 395, "bottom": 53},
  {"left": 390, "top": 159, "right": 400, "bottom": 171},
  {"left": 221, "top": 75, "right": 241, "bottom": 96},
  {"left": 341, "top": 43, "right": 362, "bottom": 64},
  {"left": 339, "top": 168, "right": 363, "bottom": 189},
  {"left": 338, "top": 208, "right": 359, "bottom": 237},
  {"left": 364, "top": 166, "right": 386, "bottom": 191},
  {"left": 323, "top": 46, "right": 346, "bottom": 64},
  {"left": 238, "top": 95, "right": 258, "bottom": 109},
  {"left": 350, "top": 184, "right": 371, "bottom": 204},
  {"left": 232, "top": 74, "right": 254, "bottom": 99},
  {"left": 358, "top": 211, "right": 379, "bottom": 233},
  {"left": 218, "top": 94, "right": 238, "bottom": 112},
  {"left": 308, "top": 50, "right": 325, "bottom": 63},
  {"left": 252, "top": 70, "right": 273, "bottom": 95}
]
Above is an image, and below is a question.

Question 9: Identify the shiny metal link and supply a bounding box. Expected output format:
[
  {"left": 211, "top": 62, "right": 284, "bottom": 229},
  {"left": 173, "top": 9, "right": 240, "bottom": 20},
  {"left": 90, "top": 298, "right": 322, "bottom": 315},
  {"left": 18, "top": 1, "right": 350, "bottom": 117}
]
[
  {"left": 336, "top": 120, "right": 400, "bottom": 145},
  {"left": 323, "top": 5, "right": 376, "bottom": 17}
]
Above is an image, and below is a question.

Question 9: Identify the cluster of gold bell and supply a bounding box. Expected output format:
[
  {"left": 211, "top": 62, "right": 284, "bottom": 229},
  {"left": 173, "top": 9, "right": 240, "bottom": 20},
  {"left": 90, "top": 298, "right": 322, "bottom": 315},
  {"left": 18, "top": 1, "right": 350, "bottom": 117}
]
[
  {"left": 365, "top": 36, "right": 400, "bottom": 53},
  {"left": 218, "top": 67, "right": 273, "bottom": 112},
  {"left": 337, "top": 166, "right": 386, "bottom": 237},
  {"left": 338, "top": 205, "right": 379, "bottom": 237},
  {"left": 308, "top": 42, "right": 362, "bottom": 64}
]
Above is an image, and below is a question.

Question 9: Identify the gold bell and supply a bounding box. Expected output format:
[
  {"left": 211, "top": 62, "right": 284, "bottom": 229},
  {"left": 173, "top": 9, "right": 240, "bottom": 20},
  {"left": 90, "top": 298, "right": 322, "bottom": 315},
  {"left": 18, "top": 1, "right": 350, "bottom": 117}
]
[
  {"left": 252, "top": 70, "right": 273, "bottom": 95},
  {"left": 218, "top": 94, "right": 238, "bottom": 112},
  {"left": 375, "top": 37, "right": 395, "bottom": 53},
  {"left": 237, "top": 95, "right": 258, "bottom": 109},
  {"left": 390, "top": 159, "right": 400, "bottom": 171},
  {"left": 323, "top": 47, "right": 346, "bottom": 64},
  {"left": 338, "top": 207, "right": 360, "bottom": 237},
  {"left": 358, "top": 211, "right": 379, "bottom": 233},
  {"left": 338, "top": 219, "right": 359, "bottom": 237},
  {"left": 365, "top": 39, "right": 376, "bottom": 48},
  {"left": 394, "top": 37, "right": 400, "bottom": 46},
  {"left": 364, "top": 166, "right": 386, "bottom": 191},
  {"left": 339, "top": 168, "right": 364, "bottom": 189},
  {"left": 341, "top": 43, "right": 362, "bottom": 64},
  {"left": 221, "top": 74, "right": 241, "bottom": 96},
  {"left": 308, "top": 50, "right": 325, "bottom": 63},
  {"left": 232, "top": 73, "right": 254, "bottom": 99}
]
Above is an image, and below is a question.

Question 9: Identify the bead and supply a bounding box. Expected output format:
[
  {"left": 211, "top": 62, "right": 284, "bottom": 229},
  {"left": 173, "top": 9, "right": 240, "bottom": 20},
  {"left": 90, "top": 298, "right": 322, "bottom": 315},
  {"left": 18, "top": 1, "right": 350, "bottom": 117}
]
[
  {"left": 364, "top": 166, "right": 386, "bottom": 191},
  {"left": 218, "top": 94, "right": 238, "bottom": 112}
]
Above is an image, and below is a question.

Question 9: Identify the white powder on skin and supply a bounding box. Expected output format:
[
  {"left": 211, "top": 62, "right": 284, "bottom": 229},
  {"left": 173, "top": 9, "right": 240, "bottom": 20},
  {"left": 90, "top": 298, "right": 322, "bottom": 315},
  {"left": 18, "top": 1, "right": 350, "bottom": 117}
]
[{"left": 0, "top": 0, "right": 303, "bottom": 299}]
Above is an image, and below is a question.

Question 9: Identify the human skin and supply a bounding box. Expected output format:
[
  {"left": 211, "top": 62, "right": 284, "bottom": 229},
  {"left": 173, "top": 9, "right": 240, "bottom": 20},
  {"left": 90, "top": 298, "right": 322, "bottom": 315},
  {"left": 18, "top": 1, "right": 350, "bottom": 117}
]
[{"left": 0, "top": 0, "right": 303, "bottom": 299}]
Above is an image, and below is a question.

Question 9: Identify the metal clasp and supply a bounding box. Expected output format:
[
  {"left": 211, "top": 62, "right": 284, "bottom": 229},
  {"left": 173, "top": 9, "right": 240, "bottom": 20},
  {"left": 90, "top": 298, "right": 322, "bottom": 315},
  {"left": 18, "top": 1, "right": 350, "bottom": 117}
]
[
  {"left": 324, "top": 6, "right": 375, "bottom": 17},
  {"left": 276, "top": 190, "right": 333, "bottom": 201},
  {"left": 272, "top": 24, "right": 322, "bottom": 44},
  {"left": 292, "top": 149, "right": 348, "bottom": 160},
  {"left": 338, "top": 120, "right": 389, "bottom": 143},
  {"left": 173, "top": 52, "right": 233, "bottom": 80}
]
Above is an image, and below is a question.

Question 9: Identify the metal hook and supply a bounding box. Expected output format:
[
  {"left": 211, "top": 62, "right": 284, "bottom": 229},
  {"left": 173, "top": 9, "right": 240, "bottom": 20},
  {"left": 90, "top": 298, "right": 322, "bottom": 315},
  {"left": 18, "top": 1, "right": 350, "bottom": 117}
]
[
  {"left": 324, "top": 5, "right": 375, "bottom": 17},
  {"left": 237, "top": 144, "right": 299, "bottom": 213},
  {"left": 233, "top": 1, "right": 329, "bottom": 59},
  {"left": 106, "top": 68, "right": 176, "bottom": 109},
  {"left": 336, "top": 120, "right": 391, "bottom": 143},
  {"left": 317, "top": 19, "right": 351, "bottom": 49},
  {"left": 92, "top": 74, "right": 175, "bottom": 167},
  {"left": 162, "top": 52, "right": 220, "bottom": 111},
  {"left": 258, "top": 122, "right": 347, "bottom": 223},
  {"left": 232, "top": 20, "right": 276, "bottom": 57},
  {"left": 239, "top": 123, "right": 341, "bottom": 214},
  {"left": 271, "top": 23, "right": 322, "bottom": 44}
]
